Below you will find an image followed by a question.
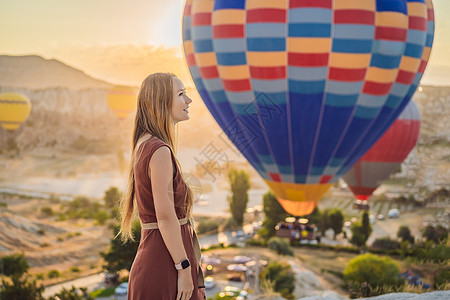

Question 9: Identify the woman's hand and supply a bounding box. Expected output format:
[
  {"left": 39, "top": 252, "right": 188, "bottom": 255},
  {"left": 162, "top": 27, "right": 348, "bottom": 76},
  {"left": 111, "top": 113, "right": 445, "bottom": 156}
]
[{"left": 177, "top": 267, "right": 193, "bottom": 300}]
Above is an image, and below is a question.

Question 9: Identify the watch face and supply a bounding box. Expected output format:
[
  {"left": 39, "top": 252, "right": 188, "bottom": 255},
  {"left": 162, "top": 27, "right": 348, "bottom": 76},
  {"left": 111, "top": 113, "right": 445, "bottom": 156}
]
[{"left": 181, "top": 259, "right": 190, "bottom": 269}]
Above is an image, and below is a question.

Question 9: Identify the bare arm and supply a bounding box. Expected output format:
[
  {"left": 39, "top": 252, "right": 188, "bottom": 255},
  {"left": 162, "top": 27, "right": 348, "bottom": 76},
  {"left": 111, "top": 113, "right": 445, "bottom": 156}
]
[{"left": 150, "top": 146, "right": 193, "bottom": 300}]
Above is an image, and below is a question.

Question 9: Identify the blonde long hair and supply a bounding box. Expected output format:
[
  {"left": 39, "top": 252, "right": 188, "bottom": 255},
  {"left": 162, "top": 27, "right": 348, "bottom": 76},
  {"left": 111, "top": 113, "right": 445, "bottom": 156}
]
[{"left": 118, "top": 72, "right": 194, "bottom": 242}]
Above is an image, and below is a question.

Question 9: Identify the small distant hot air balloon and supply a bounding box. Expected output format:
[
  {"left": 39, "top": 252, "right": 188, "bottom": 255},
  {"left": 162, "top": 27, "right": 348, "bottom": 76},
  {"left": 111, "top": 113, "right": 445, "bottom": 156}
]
[
  {"left": 182, "top": 0, "right": 434, "bottom": 216},
  {"left": 0, "top": 92, "right": 32, "bottom": 131},
  {"left": 106, "top": 86, "right": 137, "bottom": 120},
  {"left": 343, "top": 100, "right": 421, "bottom": 203}
]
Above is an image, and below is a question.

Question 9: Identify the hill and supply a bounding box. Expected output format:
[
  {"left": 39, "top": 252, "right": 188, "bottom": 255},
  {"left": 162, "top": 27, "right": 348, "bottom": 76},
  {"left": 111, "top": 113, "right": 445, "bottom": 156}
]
[{"left": 0, "top": 55, "right": 111, "bottom": 90}]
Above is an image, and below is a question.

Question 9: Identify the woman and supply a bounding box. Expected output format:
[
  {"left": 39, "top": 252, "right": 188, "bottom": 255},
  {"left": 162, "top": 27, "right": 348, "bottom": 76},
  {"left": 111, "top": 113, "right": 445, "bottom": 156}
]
[{"left": 119, "top": 73, "right": 205, "bottom": 300}]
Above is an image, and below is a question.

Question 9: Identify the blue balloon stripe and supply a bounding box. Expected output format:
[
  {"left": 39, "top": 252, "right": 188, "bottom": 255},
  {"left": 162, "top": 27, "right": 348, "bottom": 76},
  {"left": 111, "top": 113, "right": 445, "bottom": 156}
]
[
  {"left": 213, "top": 38, "right": 246, "bottom": 52},
  {"left": 325, "top": 93, "right": 359, "bottom": 107},
  {"left": 334, "top": 117, "right": 375, "bottom": 159},
  {"left": 406, "top": 29, "right": 427, "bottom": 44},
  {"left": 353, "top": 106, "right": 382, "bottom": 119},
  {"left": 253, "top": 79, "right": 286, "bottom": 94},
  {"left": 288, "top": 66, "right": 328, "bottom": 81},
  {"left": 404, "top": 43, "right": 424, "bottom": 59},
  {"left": 289, "top": 80, "right": 326, "bottom": 94},
  {"left": 288, "top": 23, "right": 331, "bottom": 37},
  {"left": 247, "top": 23, "right": 286, "bottom": 38},
  {"left": 289, "top": 92, "right": 323, "bottom": 176},
  {"left": 326, "top": 81, "right": 364, "bottom": 95},
  {"left": 357, "top": 94, "right": 388, "bottom": 108},
  {"left": 311, "top": 106, "right": 356, "bottom": 168},
  {"left": 372, "top": 40, "right": 406, "bottom": 56},
  {"left": 288, "top": 8, "right": 332, "bottom": 23},
  {"left": 370, "top": 54, "right": 402, "bottom": 69},
  {"left": 332, "top": 39, "right": 373, "bottom": 53},
  {"left": 193, "top": 39, "right": 213, "bottom": 53},
  {"left": 216, "top": 52, "right": 247, "bottom": 66},
  {"left": 376, "top": 0, "right": 407, "bottom": 13},
  {"left": 333, "top": 24, "right": 375, "bottom": 40},
  {"left": 192, "top": 26, "right": 212, "bottom": 39},
  {"left": 247, "top": 38, "right": 286, "bottom": 51},
  {"left": 209, "top": 90, "right": 230, "bottom": 103},
  {"left": 224, "top": 91, "right": 255, "bottom": 105},
  {"left": 213, "top": 0, "right": 245, "bottom": 10}
]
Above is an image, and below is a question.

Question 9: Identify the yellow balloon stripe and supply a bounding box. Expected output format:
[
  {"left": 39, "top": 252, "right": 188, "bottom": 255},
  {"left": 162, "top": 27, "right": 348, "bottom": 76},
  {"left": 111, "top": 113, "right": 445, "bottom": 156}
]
[
  {"left": 0, "top": 92, "right": 32, "bottom": 131},
  {"left": 263, "top": 180, "right": 332, "bottom": 202}
]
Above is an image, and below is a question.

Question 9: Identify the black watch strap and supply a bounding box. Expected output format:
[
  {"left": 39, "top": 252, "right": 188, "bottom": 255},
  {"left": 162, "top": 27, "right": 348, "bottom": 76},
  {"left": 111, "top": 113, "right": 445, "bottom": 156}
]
[{"left": 175, "top": 258, "right": 190, "bottom": 270}]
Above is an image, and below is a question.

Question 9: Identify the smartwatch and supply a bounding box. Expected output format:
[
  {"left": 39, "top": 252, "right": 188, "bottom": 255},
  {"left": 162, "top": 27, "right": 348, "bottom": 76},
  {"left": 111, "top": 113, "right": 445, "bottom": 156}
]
[{"left": 174, "top": 258, "right": 190, "bottom": 270}]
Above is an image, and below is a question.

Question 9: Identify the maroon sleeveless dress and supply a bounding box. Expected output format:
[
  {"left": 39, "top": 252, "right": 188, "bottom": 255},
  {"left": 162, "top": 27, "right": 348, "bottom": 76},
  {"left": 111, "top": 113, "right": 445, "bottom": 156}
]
[{"left": 128, "top": 137, "right": 205, "bottom": 300}]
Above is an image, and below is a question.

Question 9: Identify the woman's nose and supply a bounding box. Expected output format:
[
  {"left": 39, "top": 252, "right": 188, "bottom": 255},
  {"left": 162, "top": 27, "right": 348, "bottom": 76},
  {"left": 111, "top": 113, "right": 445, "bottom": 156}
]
[{"left": 185, "top": 95, "right": 192, "bottom": 104}]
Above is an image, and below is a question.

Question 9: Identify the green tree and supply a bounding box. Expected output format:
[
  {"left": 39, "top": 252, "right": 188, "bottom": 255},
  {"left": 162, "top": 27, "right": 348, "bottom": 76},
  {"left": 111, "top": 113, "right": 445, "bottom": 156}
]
[
  {"left": 267, "top": 237, "right": 294, "bottom": 256},
  {"left": 344, "top": 253, "right": 402, "bottom": 288},
  {"left": 94, "top": 210, "right": 110, "bottom": 225},
  {"left": 260, "top": 261, "right": 295, "bottom": 299},
  {"left": 329, "top": 208, "right": 344, "bottom": 240},
  {"left": 104, "top": 187, "right": 121, "bottom": 209},
  {"left": 227, "top": 168, "right": 251, "bottom": 226},
  {"left": 0, "top": 275, "right": 45, "bottom": 300},
  {"left": 350, "top": 222, "right": 368, "bottom": 247},
  {"left": 361, "top": 211, "right": 372, "bottom": 240},
  {"left": 261, "top": 191, "right": 288, "bottom": 238},
  {"left": 47, "top": 286, "right": 93, "bottom": 300},
  {"left": 101, "top": 221, "right": 141, "bottom": 273},
  {"left": 307, "top": 206, "right": 321, "bottom": 226},
  {"left": 0, "top": 253, "right": 29, "bottom": 278},
  {"left": 317, "top": 208, "right": 330, "bottom": 236},
  {"left": 423, "top": 225, "right": 448, "bottom": 243},
  {"left": 397, "top": 225, "right": 414, "bottom": 243}
]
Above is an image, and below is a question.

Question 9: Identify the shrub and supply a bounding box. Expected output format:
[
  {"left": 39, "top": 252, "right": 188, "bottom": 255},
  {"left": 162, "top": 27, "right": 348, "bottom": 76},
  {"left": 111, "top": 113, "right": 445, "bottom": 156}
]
[
  {"left": 371, "top": 237, "right": 400, "bottom": 250},
  {"left": 197, "top": 219, "right": 219, "bottom": 234},
  {"left": 344, "top": 253, "right": 402, "bottom": 288},
  {"left": 41, "top": 206, "right": 54, "bottom": 216},
  {"left": 433, "top": 268, "right": 450, "bottom": 289},
  {"left": 222, "top": 217, "right": 239, "bottom": 231},
  {"left": 267, "top": 237, "right": 294, "bottom": 256},
  {"left": 260, "top": 261, "right": 295, "bottom": 299},
  {"left": 48, "top": 270, "right": 60, "bottom": 278},
  {"left": 70, "top": 266, "right": 80, "bottom": 273}
]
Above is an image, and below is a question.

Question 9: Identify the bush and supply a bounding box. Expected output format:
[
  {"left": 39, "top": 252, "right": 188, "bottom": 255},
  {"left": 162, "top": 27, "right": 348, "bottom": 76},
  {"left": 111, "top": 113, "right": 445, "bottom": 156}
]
[
  {"left": 94, "top": 210, "right": 110, "bottom": 225},
  {"left": 371, "top": 237, "right": 400, "bottom": 250},
  {"left": 267, "top": 237, "right": 294, "bottom": 256},
  {"left": 222, "top": 217, "right": 239, "bottom": 231},
  {"left": 41, "top": 206, "right": 54, "bottom": 217},
  {"left": 197, "top": 218, "right": 219, "bottom": 235},
  {"left": 48, "top": 270, "right": 61, "bottom": 278},
  {"left": 0, "top": 253, "right": 29, "bottom": 278},
  {"left": 433, "top": 268, "right": 450, "bottom": 289},
  {"left": 71, "top": 266, "right": 80, "bottom": 273},
  {"left": 260, "top": 261, "right": 296, "bottom": 299},
  {"left": 397, "top": 225, "right": 414, "bottom": 243},
  {"left": 344, "top": 253, "right": 402, "bottom": 288}
]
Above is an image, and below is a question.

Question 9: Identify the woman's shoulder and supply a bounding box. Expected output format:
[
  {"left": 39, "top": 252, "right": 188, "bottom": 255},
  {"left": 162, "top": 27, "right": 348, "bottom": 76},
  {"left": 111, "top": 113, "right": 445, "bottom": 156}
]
[{"left": 137, "top": 135, "right": 171, "bottom": 158}]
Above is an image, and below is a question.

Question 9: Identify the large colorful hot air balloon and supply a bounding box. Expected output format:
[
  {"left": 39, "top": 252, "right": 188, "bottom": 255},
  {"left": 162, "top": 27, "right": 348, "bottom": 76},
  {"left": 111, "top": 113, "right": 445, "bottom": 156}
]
[
  {"left": 106, "top": 86, "right": 137, "bottom": 120},
  {"left": 182, "top": 0, "right": 434, "bottom": 216},
  {"left": 0, "top": 92, "right": 32, "bottom": 131},
  {"left": 343, "top": 100, "right": 421, "bottom": 201}
]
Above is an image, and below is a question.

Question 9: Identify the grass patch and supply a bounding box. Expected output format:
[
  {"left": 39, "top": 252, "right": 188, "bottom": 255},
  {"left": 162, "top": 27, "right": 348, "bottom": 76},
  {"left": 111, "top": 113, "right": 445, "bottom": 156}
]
[{"left": 89, "top": 287, "right": 116, "bottom": 297}]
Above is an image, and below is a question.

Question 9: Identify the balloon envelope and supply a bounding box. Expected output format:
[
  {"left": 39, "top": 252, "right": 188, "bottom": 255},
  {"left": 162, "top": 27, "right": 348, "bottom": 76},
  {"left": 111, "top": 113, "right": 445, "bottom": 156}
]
[
  {"left": 106, "top": 86, "right": 137, "bottom": 120},
  {"left": 343, "top": 100, "right": 421, "bottom": 200},
  {"left": 0, "top": 92, "right": 32, "bottom": 131},
  {"left": 182, "top": 0, "right": 434, "bottom": 216}
]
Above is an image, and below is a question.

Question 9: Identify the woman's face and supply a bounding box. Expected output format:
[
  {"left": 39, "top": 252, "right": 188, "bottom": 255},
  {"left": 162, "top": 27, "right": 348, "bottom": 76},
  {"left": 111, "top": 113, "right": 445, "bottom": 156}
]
[{"left": 171, "top": 77, "right": 192, "bottom": 124}]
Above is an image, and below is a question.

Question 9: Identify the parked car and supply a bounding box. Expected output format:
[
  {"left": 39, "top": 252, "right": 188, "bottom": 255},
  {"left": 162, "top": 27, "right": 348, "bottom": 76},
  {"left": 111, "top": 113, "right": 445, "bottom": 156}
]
[
  {"left": 115, "top": 282, "right": 128, "bottom": 296},
  {"left": 388, "top": 208, "right": 400, "bottom": 218},
  {"left": 369, "top": 214, "right": 376, "bottom": 224},
  {"left": 377, "top": 214, "right": 385, "bottom": 220},
  {"left": 204, "top": 276, "right": 215, "bottom": 289}
]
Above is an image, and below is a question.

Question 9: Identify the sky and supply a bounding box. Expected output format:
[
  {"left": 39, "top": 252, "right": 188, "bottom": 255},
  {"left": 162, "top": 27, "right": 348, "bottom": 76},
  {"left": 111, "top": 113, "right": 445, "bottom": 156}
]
[{"left": 0, "top": 0, "right": 449, "bottom": 86}]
